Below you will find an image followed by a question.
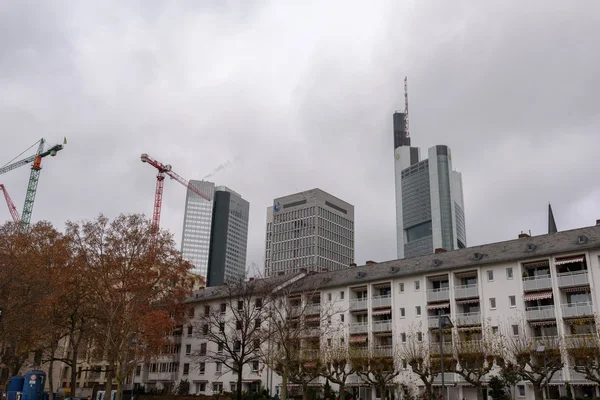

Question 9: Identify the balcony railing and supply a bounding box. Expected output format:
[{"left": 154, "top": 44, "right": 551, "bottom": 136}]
[
  {"left": 562, "top": 302, "right": 593, "bottom": 318},
  {"left": 429, "top": 343, "right": 453, "bottom": 355},
  {"left": 454, "top": 284, "right": 478, "bottom": 300},
  {"left": 526, "top": 305, "right": 556, "bottom": 321},
  {"left": 372, "top": 320, "right": 393, "bottom": 333},
  {"left": 568, "top": 367, "right": 589, "bottom": 382},
  {"left": 301, "top": 349, "right": 320, "bottom": 360},
  {"left": 427, "top": 288, "right": 450, "bottom": 303},
  {"left": 305, "top": 303, "right": 321, "bottom": 315},
  {"left": 557, "top": 271, "right": 589, "bottom": 288},
  {"left": 147, "top": 372, "right": 178, "bottom": 381},
  {"left": 349, "top": 322, "right": 369, "bottom": 334},
  {"left": 522, "top": 274, "right": 552, "bottom": 292},
  {"left": 303, "top": 327, "right": 321, "bottom": 337},
  {"left": 372, "top": 294, "right": 392, "bottom": 308},
  {"left": 428, "top": 315, "right": 451, "bottom": 329},
  {"left": 350, "top": 298, "right": 368, "bottom": 311},
  {"left": 456, "top": 312, "right": 481, "bottom": 326},
  {"left": 373, "top": 346, "right": 393, "bottom": 358}
]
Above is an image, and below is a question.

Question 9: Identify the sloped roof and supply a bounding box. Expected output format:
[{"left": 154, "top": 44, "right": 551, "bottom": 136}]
[{"left": 290, "top": 224, "right": 600, "bottom": 292}]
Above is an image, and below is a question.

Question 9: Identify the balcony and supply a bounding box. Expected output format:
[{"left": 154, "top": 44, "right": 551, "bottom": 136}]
[
  {"left": 428, "top": 315, "right": 451, "bottom": 329},
  {"left": 301, "top": 349, "right": 320, "bottom": 360},
  {"left": 303, "top": 327, "right": 321, "bottom": 337},
  {"left": 427, "top": 288, "right": 450, "bottom": 303},
  {"left": 349, "top": 322, "right": 369, "bottom": 334},
  {"left": 350, "top": 298, "right": 368, "bottom": 311},
  {"left": 557, "top": 271, "right": 589, "bottom": 288},
  {"left": 305, "top": 303, "right": 321, "bottom": 315},
  {"left": 372, "top": 320, "right": 393, "bottom": 333},
  {"left": 372, "top": 294, "right": 392, "bottom": 308},
  {"left": 147, "top": 372, "right": 178, "bottom": 381},
  {"left": 562, "top": 302, "right": 593, "bottom": 318},
  {"left": 456, "top": 312, "right": 481, "bottom": 326},
  {"left": 568, "top": 367, "right": 589, "bottom": 383},
  {"left": 522, "top": 274, "right": 552, "bottom": 292},
  {"left": 454, "top": 284, "right": 478, "bottom": 300},
  {"left": 373, "top": 346, "right": 393, "bottom": 358},
  {"left": 433, "top": 373, "right": 455, "bottom": 384},
  {"left": 429, "top": 343, "right": 453, "bottom": 356},
  {"left": 526, "top": 305, "right": 556, "bottom": 321}
]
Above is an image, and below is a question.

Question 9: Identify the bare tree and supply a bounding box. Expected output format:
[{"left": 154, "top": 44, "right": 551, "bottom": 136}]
[
  {"left": 320, "top": 338, "right": 358, "bottom": 400},
  {"left": 191, "top": 278, "right": 274, "bottom": 400},
  {"left": 566, "top": 330, "right": 600, "bottom": 384},
  {"left": 352, "top": 347, "right": 401, "bottom": 400}
]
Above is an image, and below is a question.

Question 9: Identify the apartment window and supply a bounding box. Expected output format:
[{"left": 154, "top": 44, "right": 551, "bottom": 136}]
[
  {"left": 400, "top": 308, "right": 406, "bottom": 318},
  {"left": 490, "top": 298, "right": 497, "bottom": 309},
  {"left": 327, "top": 317, "right": 332, "bottom": 325},
  {"left": 220, "top": 303, "right": 227, "bottom": 313},
  {"left": 219, "top": 322, "right": 225, "bottom": 331},
  {"left": 199, "top": 343, "right": 207, "bottom": 355},
  {"left": 327, "top": 293, "right": 332, "bottom": 301},
  {"left": 185, "top": 344, "right": 191, "bottom": 355},
  {"left": 234, "top": 340, "right": 241, "bottom": 352},
  {"left": 187, "top": 326, "right": 193, "bottom": 336},
  {"left": 198, "top": 382, "right": 206, "bottom": 392},
  {"left": 236, "top": 320, "right": 243, "bottom": 330},
  {"left": 252, "top": 361, "right": 259, "bottom": 371},
  {"left": 506, "top": 267, "right": 514, "bottom": 280},
  {"left": 255, "top": 298, "right": 263, "bottom": 308},
  {"left": 399, "top": 283, "right": 404, "bottom": 293},
  {"left": 253, "top": 339, "right": 260, "bottom": 350},
  {"left": 402, "top": 359, "right": 408, "bottom": 369},
  {"left": 492, "top": 326, "right": 499, "bottom": 334},
  {"left": 340, "top": 338, "right": 345, "bottom": 345},
  {"left": 401, "top": 333, "right": 406, "bottom": 343},
  {"left": 417, "top": 332, "right": 423, "bottom": 342},
  {"left": 340, "top": 291, "right": 345, "bottom": 300},
  {"left": 237, "top": 301, "right": 243, "bottom": 311},
  {"left": 327, "top": 338, "right": 332, "bottom": 346},
  {"left": 216, "top": 362, "right": 222, "bottom": 373},
  {"left": 340, "top": 314, "right": 345, "bottom": 322},
  {"left": 487, "top": 270, "right": 494, "bottom": 281},
  {"left": 509, "top": 295, "right": 516, "bottom": 307},
  {"left": 204, "top": 305, "right": 210, "bottom": 316},
  {"left": 518, "top": 385, "right": 525, "bottom": 397},
  {"left": 218, "top": 343, "right": 223, "bottom": 353},
  {"left": 202, "top": 324, "right": 208, "bottom": 335},
  {"left": 512, "top": 325, "right": 519, "bottom": 336},
  {"left": 416, "top": 306, "right": 421, "bottom": 316},
  {"left": 255, "top": 318, "right": 261, "bottom": 328},
  {"left": 199, "top": 362, "right": 205, "bottom": 374},
  {"left": 213, "top": 383, "right": 222, "bottom": 392},
  {"left": 183, "top": 363, "right": 190, "bottom": 375},
  {"left": 414, "top": 280, "right": 420, "bottom": 291}
]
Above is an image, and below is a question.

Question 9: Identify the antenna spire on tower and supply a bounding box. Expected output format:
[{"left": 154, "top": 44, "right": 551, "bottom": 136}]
[{"left": 404, "top": 76, "right": 410, "bottom": 138}]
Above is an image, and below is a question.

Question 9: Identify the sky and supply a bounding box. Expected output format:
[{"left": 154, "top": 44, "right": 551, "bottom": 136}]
[{"left": 1, "top": 0, "right": 599, "bottom": 276}]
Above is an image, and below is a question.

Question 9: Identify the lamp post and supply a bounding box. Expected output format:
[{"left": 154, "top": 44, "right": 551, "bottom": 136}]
[
  {"left": 537, "top": 345, "right": 549, "bottom": 400},
  {"left": 120, "top": 340, "right": 142, "bottom": 400},
  {"left": 439, "top": 315, "right": 454, "bottom": 400}
]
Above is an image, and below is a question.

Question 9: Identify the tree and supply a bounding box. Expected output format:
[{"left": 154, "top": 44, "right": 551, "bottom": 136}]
[
  {"left": 488, "top": 376, "right": 511, "bottom": 400},
  {"left": 191, "top": 278, "right": 274, "bottom": 400},
  {"left": 453, "top": 327, "right": 501, "bottom": 400},
  {"left": 566, "top": 331, "right": 600, "bottom": 384},
  {"left": 320, "top": 339, "right": 358, "bottom": 400},
  {"left": 501, "top": 334, "right": 563, "bottom": 400},
  {"left": 261, "top": 274, "right": 338, "bottom": 400},
  {"left": 66, "top": 214, "right": 193, "bottom": 400},
  {"left": 353, "top": 347, "right": 401, "bottom": 400}
]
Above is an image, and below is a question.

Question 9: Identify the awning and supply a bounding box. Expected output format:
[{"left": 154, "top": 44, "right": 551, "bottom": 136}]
[
  {"left": 555, "top": 255, "right": 585, "bottom": 266},
  {"left": 349, "top": 334, "right": 368, "bottom": 343},
  {"left": 562, "top": 286, "right": 591, "bottom": 293},
  {"left": 529, "top": 320, "right": 557, "bottom": 327},
  {"left": 428, "top": 275, "right": 449, "bottom": 282},
  {"left": 524, "top": 291, "right": 553, "bottom": 301},
  {"left": 372, "top": 309, "right": 392, "bottom": 316},
  {"left": 427, "top": 303, "right": 450, "bottom": 310},
  {"left": 456, "top": 298, "right": 480, "bottom": 305},
  {"left": 373, "top": 282, "right": 391, "bottom": 288},
  {"left": 455, "top": 271, "right": 477, "bottom": 278},
  {"left": 523, "top": 260, "right": 550, "bottom": 268},
  {"left": 192, "top": 379, "right": 209, "bottom": 383}
]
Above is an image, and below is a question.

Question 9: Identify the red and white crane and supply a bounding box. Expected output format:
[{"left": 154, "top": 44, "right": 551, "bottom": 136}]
[
  {"left": 0, "top": 184, "right": 21, "bottom": 225},
  {"left": 140, "top": 153, "right": 211, "bottom": 235}
]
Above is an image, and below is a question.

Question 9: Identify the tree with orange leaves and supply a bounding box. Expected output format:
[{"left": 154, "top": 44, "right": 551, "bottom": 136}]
[{"left": 65, "top": 214, "right": 193, "bottom": 400}]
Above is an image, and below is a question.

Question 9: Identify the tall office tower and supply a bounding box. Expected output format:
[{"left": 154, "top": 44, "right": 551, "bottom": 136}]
[
  {"left": 393, "top": 111, "right": 467, "bottom": 259},
  {"left": 264, "top": 188, "right": 354, "bottom": 277},
  {"left": 181, "top": 180, "right": 216, "bottom": 276},
  {"left": 206, "top": 186, "right": 250, "bottom": 287}
]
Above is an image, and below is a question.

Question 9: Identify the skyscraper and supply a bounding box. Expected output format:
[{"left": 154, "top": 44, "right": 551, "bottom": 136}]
[
  {"left": 264, "top": 188, "right": 354, "bottom": 277},
  {"left": 393, "top": 111, "right": 467, "bottom": 259},
  {"left": 206, "top": 186, "right": 249, "bottom": 286},
  {"left": 181, "top": 180, "right": 215, "bottom": 276}
]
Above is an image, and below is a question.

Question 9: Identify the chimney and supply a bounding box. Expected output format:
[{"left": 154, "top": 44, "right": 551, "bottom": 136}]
[
  {"left": 349, "top": 263, "right": 357, "bottom": 267},
  {"left": 518, "top": 232, "right": 530, "bottom": 239},
  {"left": 596, "top": 219, "right": 600, "bottom": 226},
  {"left": 366, "top": 260, "right": 376, "bottom": 265},
  {"left": 434, "top": 248, "right": 446, "bottom": 253}
]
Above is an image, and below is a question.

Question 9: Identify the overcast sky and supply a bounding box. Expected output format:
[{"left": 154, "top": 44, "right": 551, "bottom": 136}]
[{"left": 1, "top": 0, "right": 599, "bottom": 274}]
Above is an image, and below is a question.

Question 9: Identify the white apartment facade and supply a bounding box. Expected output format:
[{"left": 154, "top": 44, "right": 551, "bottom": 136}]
[{"left": 135, "top": 222, "right": 600, "bottom": 399}]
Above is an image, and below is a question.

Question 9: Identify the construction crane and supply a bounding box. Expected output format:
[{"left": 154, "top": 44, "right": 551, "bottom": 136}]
[
  {"left": 0, "top": 184, "right": 21, "bottom": 225},
  {"left": 141, "top": 153, "right": 211, "bottom": 235},
  {"left": 0, "top": 138, "right": 65, "bottom": 227}
]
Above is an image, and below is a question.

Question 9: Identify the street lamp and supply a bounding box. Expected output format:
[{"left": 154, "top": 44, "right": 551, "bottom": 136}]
[
  {"left": 537, "top": 345, "right": 549, "bottom": 400},
  {"left": 120, "top": 339, "right": 142, "bottom": 400},
  {"left": 439, "top": 315, "right": 454, "bottom": 400}
]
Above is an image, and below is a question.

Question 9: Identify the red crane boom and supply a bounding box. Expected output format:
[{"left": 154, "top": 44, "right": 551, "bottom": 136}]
[
  {"left": 140, "top": 153, "right": 211, "bottom": 234},
  {"left": 0, "top": 184, "right": 21, "bottom": 225}
]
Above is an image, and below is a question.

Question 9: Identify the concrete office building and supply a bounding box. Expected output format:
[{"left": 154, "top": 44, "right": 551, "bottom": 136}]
[
  {"left": 206, "top": 186, "right": 249, "bottom": 286},
  {"left": 393, "top": 111, "right": 467, "bottom": 259},
  {"left": 264, "top": 188, "right": 354, "bottom": 277},
  {"left": 181, "top": 180, "right": 216, "bottom": 276}
]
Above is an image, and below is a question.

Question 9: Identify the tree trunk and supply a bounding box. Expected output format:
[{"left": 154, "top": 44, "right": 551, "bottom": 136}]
[
  {"left": 339, "top": 383, "right": 346, "bottom": 400},
  {"left": 47, "top": 358, "right": 54, "bottom": 398},
  {"left": 424, "top": 382, "right": 433, "bottom": 400},
  {"left": 70, "top": 346, "right": 79, "bottom": 398},
  {"left": 116, "top": 379, "right": 123, "bottom": 400},
  {"left": 533, "top": 383, "right": 544, "bottom": 400},
  {"left": 105, "top": 365, "right": 114, "bottom": 400},
  {"left": 281, "top": 372, "right": 288, "bottom": 400},
  {"left": 380, "top": 384, "right": 388, "bottom": 400},
  {"left": 236, "top": 367, "right": 243, "bottom": 400},
  {"left": 476, "top": 384, "right": 484, "bottom": 400},
  {"left": 302, "top": 382, "right": 309, "bottom": 400}
]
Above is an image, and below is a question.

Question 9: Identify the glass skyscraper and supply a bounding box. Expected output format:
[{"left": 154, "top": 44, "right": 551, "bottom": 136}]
[{"left": 181, "top": 180, "right": 215, "bottom": 276}]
